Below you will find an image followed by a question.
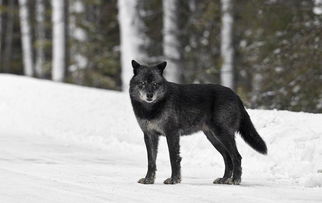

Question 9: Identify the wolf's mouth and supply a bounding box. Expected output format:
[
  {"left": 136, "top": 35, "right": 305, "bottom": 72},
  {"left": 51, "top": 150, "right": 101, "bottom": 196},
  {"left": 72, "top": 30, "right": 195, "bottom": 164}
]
[{"left": 145, "top": 98, "right": 154, "bottom": 103}]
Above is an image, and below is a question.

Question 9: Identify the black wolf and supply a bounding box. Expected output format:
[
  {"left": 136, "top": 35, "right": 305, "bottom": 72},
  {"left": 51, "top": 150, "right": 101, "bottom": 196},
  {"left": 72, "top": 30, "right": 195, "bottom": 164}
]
[{"left": 129, "top": 60, "right": 267, "bottom": 185}]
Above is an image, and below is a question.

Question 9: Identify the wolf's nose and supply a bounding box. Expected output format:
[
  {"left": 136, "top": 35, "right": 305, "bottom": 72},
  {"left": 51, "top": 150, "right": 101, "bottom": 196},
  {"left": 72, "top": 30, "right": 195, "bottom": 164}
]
[{"left": 147, "top": 93, "right": 153, "bottom": 99}]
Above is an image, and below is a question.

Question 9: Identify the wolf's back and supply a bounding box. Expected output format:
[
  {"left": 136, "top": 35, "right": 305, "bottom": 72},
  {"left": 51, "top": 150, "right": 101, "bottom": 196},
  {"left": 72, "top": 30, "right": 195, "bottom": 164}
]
[{"left": 238, "top": 98, "right": 267, "bottom": 154}]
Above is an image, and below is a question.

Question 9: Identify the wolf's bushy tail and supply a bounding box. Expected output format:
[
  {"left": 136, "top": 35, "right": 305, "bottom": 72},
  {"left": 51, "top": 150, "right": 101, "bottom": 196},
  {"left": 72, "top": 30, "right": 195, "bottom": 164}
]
[{"left": 238, "top": 98, "right": 267, "bottom": 155}]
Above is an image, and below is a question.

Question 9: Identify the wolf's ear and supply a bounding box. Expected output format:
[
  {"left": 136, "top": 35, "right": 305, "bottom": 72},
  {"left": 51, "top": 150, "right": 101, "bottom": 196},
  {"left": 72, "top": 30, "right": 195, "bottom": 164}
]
[
  {"left": 132, "top": 60, "right": 141, "bottom": 75},
  {"left": 156, "top": 61, "right": 167, "bottom": 74}
]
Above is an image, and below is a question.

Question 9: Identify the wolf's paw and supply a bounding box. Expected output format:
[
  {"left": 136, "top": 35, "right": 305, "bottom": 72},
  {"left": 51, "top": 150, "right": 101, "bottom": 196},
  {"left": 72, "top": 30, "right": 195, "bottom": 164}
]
[
  {"left": 163, "top": 177, "right": 181, "bottom": 184},
  {"left": 225, "top": 177, "right": 241, "bottom": 185},
  {"left": 138, "top": 177, "right": 154, "bottom": 184},
  {"left": 213, "top": 177, "right": 241, "bottom": 185},
  {"left": 213, "top": 177, "right": 229, "bottom": 184}
]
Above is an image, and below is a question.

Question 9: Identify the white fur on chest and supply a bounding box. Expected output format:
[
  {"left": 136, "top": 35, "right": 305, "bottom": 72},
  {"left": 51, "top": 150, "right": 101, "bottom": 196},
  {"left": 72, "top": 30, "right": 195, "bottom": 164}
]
[{"left": 137, "top": 118, "right": 165, "bottom": 135}]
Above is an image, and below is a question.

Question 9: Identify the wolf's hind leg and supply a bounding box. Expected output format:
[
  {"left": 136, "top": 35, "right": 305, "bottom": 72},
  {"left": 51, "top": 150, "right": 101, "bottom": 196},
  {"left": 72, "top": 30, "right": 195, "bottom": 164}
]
[
  {"left": 138, "top": 133, "right": 159, "bottom": 184},
  {"left": 204, "top": 130, "right": 233, "bottom": 184},
  {"left": 211, "top": 126, "right": 242, "bottom": 185}
]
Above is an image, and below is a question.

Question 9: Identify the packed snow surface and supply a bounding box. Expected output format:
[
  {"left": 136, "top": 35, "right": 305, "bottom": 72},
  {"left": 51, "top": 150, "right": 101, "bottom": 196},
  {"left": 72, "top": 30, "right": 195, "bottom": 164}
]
[{"left": 0, "top": 74, "right": 321, "bottom": 202}]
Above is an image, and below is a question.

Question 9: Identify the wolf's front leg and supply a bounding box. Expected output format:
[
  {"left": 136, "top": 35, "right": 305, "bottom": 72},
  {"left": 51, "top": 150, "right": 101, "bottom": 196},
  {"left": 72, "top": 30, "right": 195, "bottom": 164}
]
[
  {"left": 138, "top": 133, "right": 159, "bottom": 184},
  {"left": 164, "top": 133, "right": 182, "bottom": 184}
]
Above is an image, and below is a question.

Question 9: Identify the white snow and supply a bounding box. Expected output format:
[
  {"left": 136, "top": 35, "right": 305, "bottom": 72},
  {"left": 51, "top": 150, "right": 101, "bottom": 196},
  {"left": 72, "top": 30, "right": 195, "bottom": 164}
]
[
  {"left": 0, "top": 74, "right": 322, "bottom": 202},
  {"left": 314, "top": 0, "right": 322, "bottom": 15}
]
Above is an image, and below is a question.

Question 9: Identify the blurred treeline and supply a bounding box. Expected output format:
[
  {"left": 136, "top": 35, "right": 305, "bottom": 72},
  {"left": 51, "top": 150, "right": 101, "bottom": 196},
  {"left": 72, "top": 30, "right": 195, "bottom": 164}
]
[{"left": 0, "top": 0, "right": 321, "bottom": 113}]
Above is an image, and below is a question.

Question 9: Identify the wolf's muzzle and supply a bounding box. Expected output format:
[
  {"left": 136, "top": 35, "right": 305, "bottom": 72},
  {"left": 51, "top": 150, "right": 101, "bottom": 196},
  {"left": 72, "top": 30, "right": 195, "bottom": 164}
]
[{"left": 146, "top": 93, "right": 153, "bottom": 100}]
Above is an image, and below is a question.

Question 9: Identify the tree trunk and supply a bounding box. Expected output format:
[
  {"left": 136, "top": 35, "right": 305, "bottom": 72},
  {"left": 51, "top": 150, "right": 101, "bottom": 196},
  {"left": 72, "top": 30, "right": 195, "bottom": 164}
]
[
  {"left": 69, "top": 0, "right": 87, "bottom": 85},
  {"left": 220, "top": 0, "right": 235, "bottom": 90},
  {"left": 0, "top": 0, "right": 3, "bottom": 70},
  {"left": 19, "top": 0, "right": 34, "bottom": 77},
  {"left": 163, "top": 0, "right": 183, "bottom": 83},
  {"left": 3, "top": 0, "right": 14, "bottom": 73},
  {"left": 35, "top": 0, "right": 46, "bottom": 78},
  {"left": 118, "top": 0, "right": 148, "bottom": 91},
  {"left": 250, "top": 66, "right": 263, "bottom": 108},
  {"left": 52, "top": 0, "right": 66, "bottom": 82}
]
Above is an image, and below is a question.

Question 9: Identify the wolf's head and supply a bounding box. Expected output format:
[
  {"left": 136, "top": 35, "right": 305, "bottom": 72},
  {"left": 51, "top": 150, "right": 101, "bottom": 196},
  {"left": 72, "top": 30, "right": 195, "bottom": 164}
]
[{"left": 129, "top": 60, "right": 167, "bottom": 104}]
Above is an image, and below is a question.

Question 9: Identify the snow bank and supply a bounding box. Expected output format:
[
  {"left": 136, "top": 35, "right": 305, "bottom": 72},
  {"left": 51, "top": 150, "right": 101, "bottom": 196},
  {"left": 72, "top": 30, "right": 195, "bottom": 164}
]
[{"left": 0, "top": 74, "right": 321, "bottom": 187}]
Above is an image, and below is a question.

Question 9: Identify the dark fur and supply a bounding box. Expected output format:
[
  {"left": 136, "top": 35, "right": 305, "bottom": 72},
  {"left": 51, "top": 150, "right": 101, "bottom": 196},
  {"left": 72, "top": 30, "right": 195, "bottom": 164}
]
[{"left": 129, "top": 60, "right": 267, "bottom": 185}]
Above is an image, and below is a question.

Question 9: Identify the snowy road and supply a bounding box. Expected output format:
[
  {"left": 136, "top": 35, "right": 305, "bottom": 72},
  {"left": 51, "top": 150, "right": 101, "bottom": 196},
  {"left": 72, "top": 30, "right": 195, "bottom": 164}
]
[
  {"left": 0, "top": 75, "right": 321, "bottom": 202},
  {"left": 1, "top": 132, "right": 322, "bottom": 203}
]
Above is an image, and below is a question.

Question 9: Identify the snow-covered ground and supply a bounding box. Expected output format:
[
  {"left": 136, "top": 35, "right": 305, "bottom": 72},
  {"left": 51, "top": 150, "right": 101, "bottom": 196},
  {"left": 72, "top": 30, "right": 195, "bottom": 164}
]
[{"left": 0, "top": 74, "right": 321, "bottom": 202}]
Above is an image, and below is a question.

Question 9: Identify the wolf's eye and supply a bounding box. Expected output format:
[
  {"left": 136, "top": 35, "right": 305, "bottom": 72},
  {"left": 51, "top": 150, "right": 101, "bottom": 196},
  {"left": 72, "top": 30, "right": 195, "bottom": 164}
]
[
  {"left": 152, "top": 82, "right": 158, "bottom": 88},
  {"left": 139, "top": 81, "right": 146, "bottom": 87}
]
